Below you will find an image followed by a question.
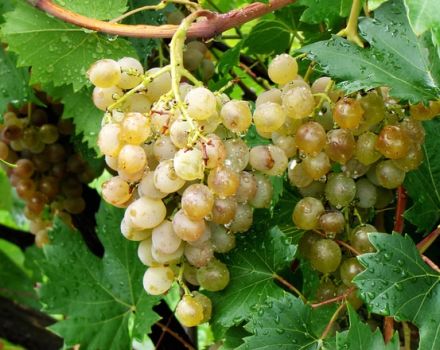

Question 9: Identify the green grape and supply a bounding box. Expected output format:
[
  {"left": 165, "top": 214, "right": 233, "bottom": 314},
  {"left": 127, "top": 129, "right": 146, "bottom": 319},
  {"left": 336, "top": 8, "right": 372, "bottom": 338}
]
[
  {"left": 303, "top": 152, "right": 331, "bottom": 180},
  {"left": 197, "top": 259, "right": 230, "bottom": 292},
  {"left": 356, "top": 92, "right": 386, "bottom": 133},
  {"left": 249, "top": 145, "right": 288, "bottom": 176},
  {"left": 399, "top": 118, "right": 425, "bottom": 145},
  {"left": 325, "top": 129, "right": 356, "bottom": 165},
  {"left": 310, "top": 239, "right": 342, "bottom": 273},
  {"left": 298, "top": 181, "right": 325, "bottom": 199},
  {"left": 355, "top": 178, "right": 377, "bottom": 209},
  {"left": 315, "top": 280, "right": 337, "bottom": 301},
  {"left": 183, "top": 48, "right": 204, "bottom": 71},
  {"left": 375, "top": 160, "right": 405, "bottom": 189},
  {"left": 228, "top": 203, "right": 253, "bottom": 233},
  {"left": 166, "top": 10, "right": 185, "bottom": 24},
  {"left": 253, "top": 102, "right": 286, "bottom": 133},
  {"left": 325, "top": 173, "right": 356, "bottom": 208},
  {"left": 298, "top": 231, "right": 321, "bottom": 259},
  {"left": 207, "top": 166, "right": 240, "bottom": 197},
  {"left": 176, "top": 295, "right": 204, "bottom": 327},
  {"left": 210, "top": 223, "right": 236, "bottom": 253},
  {"left": 220, "top": 100, "right": 252, "bottom": 133},
  {"left": 193, "top": 292, "right": 212, "bottom": 323},
  {"left": 282, "top": 84, "right": 315, "bottom": 119},
  {"left": 200, "top": 59, "right": 215, "bottom": 81},
  {"left": 268, "top": 54, "right": 298, "bottom": 85},
  {"left": 337, "top": 285, "right": 363, "bottom": 309},
  {"left": 342, "top": 158, "right": 370, "bottom": 179},
  {"left": 319, "top": 211, "right": 345, "bottom": 237},
  {"left": 292, "top": 197, "right": 324, "bottom": 230},
  {"left": 374, "top": 186, "right": 395, "bottom": 209},
  {"left": 350, "top": 224, "right": 376, "bottom": 253},
  {"left": 288, "top": 161, "right": 313, "bottom": 188},
  {"left": 392, "top": 144, "right": 423, "bottom": 171},
  {"left": 355, "top": 131, "right": 381, "bottom": 165},
  {"left": 87, "top": 59, "right": 121, "bottom": 88},
  {"left": 340, "top": 258, "right": 364, "bottom": 287}
]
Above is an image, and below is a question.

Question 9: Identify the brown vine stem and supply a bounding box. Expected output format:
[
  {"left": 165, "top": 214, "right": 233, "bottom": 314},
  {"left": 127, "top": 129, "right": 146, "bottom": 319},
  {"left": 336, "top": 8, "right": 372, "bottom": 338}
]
[
  {"left": 273, "top": 274, "right": 307, "bottom": 302},
  {"left": 393, "top": 186, "right": 407, "bottom": 234},
  {"left": 422, "top": 255, "right": 440, "bottom": 273},
  {"left": 402, "top": 322, "right": 411, "bottom": 350},
  {"left": 310, "top": 286, "right": 355, "bottom": 309},
  {"left": 29, "top": 0, "right": 296, "bottom": 39},
  {"left": 156, "top": 322, "right": 195, "bottom": 350}
]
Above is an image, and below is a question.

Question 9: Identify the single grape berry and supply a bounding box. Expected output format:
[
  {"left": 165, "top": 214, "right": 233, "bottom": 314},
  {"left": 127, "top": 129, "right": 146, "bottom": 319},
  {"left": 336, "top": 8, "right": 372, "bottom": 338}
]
[
  {"left": 333, "top": 97, "right": 364, "bottom": 129},
  {"left": 310, "top": 239, "right": 342, "bottom": 273},
  {"left": 292, "top": 197, "right": 325, "bottom": 230}
]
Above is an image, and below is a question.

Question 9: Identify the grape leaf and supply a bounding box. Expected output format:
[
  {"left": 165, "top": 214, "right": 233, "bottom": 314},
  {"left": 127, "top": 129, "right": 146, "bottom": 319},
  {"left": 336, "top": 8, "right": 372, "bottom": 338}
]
[
  {"left": 301, "top": 0, "right": 440, "bottom": 102},
  {"left": 35, "top": 202, "right": 162, "bottom": 349},
  {"left": 404, "top": 119, "right": 440, "bottom": 232},
  {"left": 1, "top": 2, "right": 136, "bottom": 91},
  {"left": 54, "top": 0, "right": 127, "bottom": 20},
  {"left": 208, "top": 226, "right": 297, "bottom": 328},
  {"left": 0, "top": 48, "right": 33, "bottom": 116},
  {"left": 354, "top": 233, "right": 440, "bottom": 350},
  {"left": 0, "top": 245, "right": 39, "bottom": 309},
  {"left": 45, "top": 84, "right": 102, "bottom": 152},
  {"left": 404, "top": 0, "right": 440, "bottom": 48},
  {"left": 243, "top": 20, "right": 292, "bottom": 55},
  {"left": 0, "top": 0, "right": 15, "bottom": 23},
  {"left": 0, "top": 169, "right": 12, "bottom": 211},
  {"left": 220, "top": 326, "right": 250, "bottom": 349},
  {"left": 336, "top": 305, "right": 399, "bottom": 350},
  {"left": 238, "top": 293, "right": 334, "bottom": 350},
  {"left": 218, "top": 42, "right": 243, "bottom": 75},
  {"left": 297, "top": 0, "right": 349, "bottom": 28}
]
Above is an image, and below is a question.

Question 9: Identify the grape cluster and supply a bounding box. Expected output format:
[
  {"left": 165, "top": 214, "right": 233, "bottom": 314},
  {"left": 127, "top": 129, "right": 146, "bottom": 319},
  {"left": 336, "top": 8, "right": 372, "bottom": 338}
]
[
  {"left": 0, "top": 99, "right": 96, "bottom": 247},
  {"left": 88, "top": 54, "right": 280, "bottom": 327},
  {"left": 89, "top": 48, "right": 437, "bottom": 325}
]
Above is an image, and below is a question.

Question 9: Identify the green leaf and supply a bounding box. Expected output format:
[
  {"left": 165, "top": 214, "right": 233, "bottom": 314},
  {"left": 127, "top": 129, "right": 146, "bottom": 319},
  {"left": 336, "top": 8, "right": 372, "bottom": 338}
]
[
  {"left": 54, "top": 0, "right": 127, "bottom": 20},
  {"left": 0, "top": 48, "right": 33, "bottom": 116},
  {"left": 336, "top": 305, "right": 399, "bottom": 350},
  {"left": 0, "top": 247, "right": 39, "bottom": 309},
  {"left": 297, "top": 0, "right": 348, "bottom": 28},
  {"left": 218, "top": 42, "right": 243, "bottom": 75},
  {"left": 354, "top": 233, "right": 440, "bottom": 350},
  {"left": 1, "top": 2, "right": 136, "bottom": 90},
  {"left": 221, "top": 326, "right": 250, "bottom": 349},
  {"left": 208, "top": 226, "right": 297, "bottom": 328},
  {"left": 46, "top": 84, "right": 102, "bottom": 152},
  {"left": 404, "top": 119, "right": 440, "bottom": 232},
  {"left": 404, "top": 0, "right": 440, "bottom": 48},
  {"left": 301, "top": 0, "right": 440, "bottom": 102},
  {"left": 36, "top": 202, "right": 162, "bottom": 349},
  {"left": 0, "top": 0, "right": 15, "bottom": 23},
  {"left": 238, "top": 293, "right": 333, "bottom": 350},
  {"left": 243, "top": 20, "right": 292, "bottom": 55},
  {"left": 0, "top": 168, "right": 12, "bottom": 211}
]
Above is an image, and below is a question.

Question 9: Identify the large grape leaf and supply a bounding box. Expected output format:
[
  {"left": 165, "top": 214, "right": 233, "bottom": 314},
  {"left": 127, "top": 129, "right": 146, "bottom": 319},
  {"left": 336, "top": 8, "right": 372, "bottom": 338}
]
[
  {"left": 243, "top": 20, "right": 292, "bottom": 55},
  {"left": 35, "top": 202, "right": 162, "bottom": 349},
  {"left": 301, "top": 0, "right": 440, "bottom": 102},
  {"left": 0, "top": 48, "right": 33, "bottom": 116},
  {"left": 53, "top": 0, "right": 127, "bottom": 20},
  {"left": 208, "top": 226, "right": 297, "bottom": 329},
  {"left": 354, "top": 233, "right": 440, "bottom": 350},
  {"left": 404, "top": 119, "right": 440, "bottom": 232},
  {"left": 237, "top": 293, "right": 334, "bottom": 350},
  {"left": 336, "top": 305, "right": 399, "bottom": 350},
  {"left": 1, "top": 2, "right": 136, "bottom": 91}
]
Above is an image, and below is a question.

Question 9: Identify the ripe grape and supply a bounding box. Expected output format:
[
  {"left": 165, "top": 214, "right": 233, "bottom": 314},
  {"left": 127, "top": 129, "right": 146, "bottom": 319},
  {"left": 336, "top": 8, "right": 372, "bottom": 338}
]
[
  {"left": 151, "top": 220, "right": 182, "bottom": 254},
  {"left": 355, "top": 178, "right": 377, "bottom": 208},
  {"left": 173, "top": 148, "right": 205, "bottom": 181},
  {"left": 340, "top": 258, "right": 364, "bottom": 286},
  {"left": 175, "top": 295, "right": 204, "bottom": 327},
  {"left": 228, "top": 203, "right": 253, "bottom": 233},
  {"left": 198, "top": 134, "right": 226, "bottom": 169},
  {"left": 298, "top": 231, "right": 321, "bottom": 259},
  {"left": 184, "top": 241, "right": 214, "bottom": 267},
  {"left": 268, "top": 54, "right": 298, "bottom": 85},
  {"left": 118, "top": 144, "right": 147, "bottom": 174},
  {"left": 236, "top": 171, "right": 257, "bottom": 204},
  {"left": 197, "top": 259, "right": 230, "bottom": 291},
  {"left": 207, "top": 166, "right": 240, "bottom": 197},
  {"left": 97, "top": 123, "right": 121, "bottom": 157},
  {"left": 193, "top": 292, "right": 212, "bottom": 323},
  {"left": 183, "top": 48, "right": 204, "bottom": 71},
  {"left": 154, "top": 160, "right": 185, "bottom": 193},
  {"left": 249, "top": 173, "right": 272, "bottom": 208},
  {"left": 137, "top": 238, "right": 158, "bottom": 266},
  {"left": 151, "top": 242, "right": 184, "bottom": 264},
  {"left": 315, "top": 280, "right": 337, "bottom": 301},
  {"left": 253, "top": 102, "right": 286, "bottom": 133},
  {"left": 102, "top": 176, "right": 131, "bottom": 206},
  {"left": 126, "top": 197, "right": 166, "bottom": 230},
  {"left": 310, "top": 239, "right": 342, "bottom": 273},
  {"left": 392, "top": 144, "right": 423, "bottom": 171},
  {"left": 296, "top": 121, "right": 326, "bottom": 156},
  {"left": 292, "top": 197, "right": 324, "bottom": 230},
  {"left": 256, "top": 88, "right": 282, "bottom": 106},
  {"left": 185, "top": 87, "right": 217, "bottom": 121},
  {"left": 350, "top": 224, "right": 376, "bottom": 253},
  {"left": 170, "top": 119, "right": 192, "bottom": 148},
  {"left": 181, "top": 184, "right": 214, "bottom": 220},
  {"left": 325, "top": 128, "right": 356, "bottom": 164},
  {"left": 154, "top": 135, "right": 177, "bottom": 162},
  {"left": 210, "top": 197, "right": 237, "bottom": 224},
  {"left": 144, "top": 68, "right": 172, "bottom": 102},
  {"left": 303, "top": 152, "right": 331, "bottom": 180},
  {"left": 333, "top": 97, "right": 364, "bottom": 129},
  {"left": 319, "top": 211, "right": 345, "bottom": 237},
  {"left": 117, "top": 57, "right": 144, "bottom": 89},
  {"left": 375, "top": 125, "right": 409, "bottom": 159},
  {"left": 93, "top": 86, "right": 123, "bottom": 111},
  {"left": 288, "top": 161, "right": 313, "bottom": 188},
  {"left": 223, "top": 138, "right": 250, "bottom": 172},
  {"left": 121, "top": 112, "right": 151, "bottom": 144},
  {"left": 87, "top": 59, "right": 121, "bottom": 88},
  {"left": 249, "top": 145, "right": 288, "bottom": 176},
  {"left": 143, "top": 266, "right": 174, "bottom": 295},
  {"left": 210, "top": 223, "right": 236, "bottom": 253},
  {"left": 220, "top": 100, "right": 252, "bottom": 133},
  {"left": 325, "top": 173, "right": 356, "bottom": 208},
  {"left": 172, "top": 209, "right": 206, "bottom": 242},
  {"left": 375, "top": 160, "right": 405, "bottom": 189},
  {"left": 282, "top": 85, "right": 315, "bottom": 119}
]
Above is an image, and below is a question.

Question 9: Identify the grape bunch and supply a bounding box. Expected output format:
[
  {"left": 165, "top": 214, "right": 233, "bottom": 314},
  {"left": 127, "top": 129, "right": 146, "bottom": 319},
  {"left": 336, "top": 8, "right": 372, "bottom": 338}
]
[
  {"left": 0, "top": 97, "right": 96, "bottom": 247},
  {"left": 88, "top": 48, "right": 288, "bottom": 326}
]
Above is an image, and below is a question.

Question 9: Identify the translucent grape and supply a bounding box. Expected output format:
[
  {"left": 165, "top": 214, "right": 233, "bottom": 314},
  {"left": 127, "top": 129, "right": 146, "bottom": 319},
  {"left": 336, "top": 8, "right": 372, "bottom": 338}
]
[
  {"left": 319, "top": 211, "right": 345, "bottom": 237},
  {"left": 249, "top": 173, "right": 272, "bottom": 208},
  {"left": 355, "top": 178, "right": 377, "bottom": 208},
  {"left": 197, "top": 259, "right": 230, "bottom": 292},
  {"left": 340, "top": 258, "right": 364, "bottom": 287},
  {"left": 210, "top": 223, "right": 236, "bottom": 253},
  {"left": 207, "top": 166, "right": 239, "bottom": 197},
  {"left": 126, "top": 197, "right": 166, "bottom": 230},
  {"left": 350, "top": 224, "right": 376, "bottom": 253},
  {"left": 175, "top": 295, "right": 204, "bottom": 327},
  {"left": 256, "top": 89, "right": 282, "bottom": 106},
  {"left": 220, "top": 100, "right": 252, "bottom": 133},
  {"left": 355, "top": 131, "right": 382, "bottom": 165},
  {"left": 138, "top": 171, "right": 167, "bottom": 199},
  {"left": 181, "top": 184, "right": 214, "bottom": 220},
  {"left": 121, "top": 112, "right": 151, "bottom": 144},
  {"left": 154, "top": 160, "right": 185, "bottom": 193},
  {"left": 185, "top": 87, "right": 217, "bottom": 121},
  {"left": 292, "top": 197, "right": 324, "bottom": 230},
  {"left": 228, "top": 203, "right": 253, "bottom": 233},
  {"left": 184, "top": 241, "right": 214, "bottom": 267},
  {"left": 174, "top": 148, "right": 205, "bottom": 181},
  {"left": 303, "top": 152, "right": 331, "bottom": 180},
  {"left": 143, "top": 266, "right": 174, "bottom": 295},
  {"left": 333, "top": 97, "right": 364, "bottom": 129},
  {"left": 92, "top": 86, "right": 123, "bottom": 111},
  {"left": 325, "top": 128, "right": 355, "bottom": 165},
  {"left": 87, "top": 59, "right": 121, "bottom": 88},
  {"left": 288, "top": 161, "right": 313, "bottom": 188},
  {"left": 97, "top": 123, "right": 121, "bottom": 157},
  {"left": 268, "top": 54, "right": 298, "bottom": 84},
  {"left": 236, "top": 171, "right": 257, "bottom": 204},
  {"left": 117, "top": 144, "right": 147, "bottom": 174},
  {"left": 170, "top": 119, "right": 192, "bottom": 148},
  {"left": 117, "top": 57, "right": 144, "bottom": 89},
  {"left": 102, "top": 176, "right": 131, "bottom": 206},
  {"left": 151, "top": 220, "right": 182, "bottom": 254},
  {"left": 137, "top": 238, "right": 159, "bottom": 266},
  {"left": 153, "top": 135, "right": 177, "bottom": 162},
  {"left": 282, "top": 85, "right": 315, "bottom": 119},
  {"left": 253, "top": 102, "right": 286, "bottom": 133},
  {"left": 375, "top": 160, "right": 405, "bottom": 189},
  {"left": 198, "top": 134, "right": 226, "bottom": 169},
  {"left": 249, "top": 145, "right": 288, "bottom": 176},
  {"left": 310, "top": 239, "right": 342, "bottom": 273},
  {"left": 172, "top": 209, "right": 206, "bottom": 242},
  {"left": 223, "top": 138, "right": 250, "bottom": 172},
  {"left": 272, "top": 133, "right": 297, "bottom": 158},
  {"left": 295, "top": 122, "right": 326, "bottom": 156},
  {"left": 375, "top": 125, "right": 409, "bottom": 159},
  {"left": 325, "top": 173, "right": 356, "bottom": 208},
  {"left": 210, "top": 197, "right": 237, "bottom": 224},
  {"left": 144, "top": 68, "right": 172, "bottom": 102}
]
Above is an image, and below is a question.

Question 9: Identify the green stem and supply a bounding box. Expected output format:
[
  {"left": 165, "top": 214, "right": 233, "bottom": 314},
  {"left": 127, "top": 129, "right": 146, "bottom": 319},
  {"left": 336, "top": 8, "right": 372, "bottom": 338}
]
[
  {"left": 337, "top": 0, "right": 364, "bottom": 47},
  {"left": 177, "top": 263, "right": 191, "bottom": 295}
]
